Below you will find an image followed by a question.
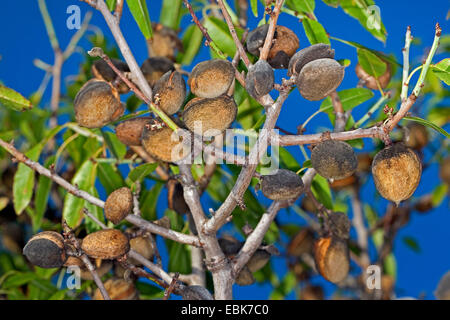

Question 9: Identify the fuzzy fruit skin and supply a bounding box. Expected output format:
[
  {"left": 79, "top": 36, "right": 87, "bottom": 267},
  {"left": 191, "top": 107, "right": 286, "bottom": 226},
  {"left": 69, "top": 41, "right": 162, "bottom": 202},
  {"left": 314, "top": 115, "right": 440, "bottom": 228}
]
[
  {"left": 167, "top": 180, "right": 190, "bottom": 215},
  {"left": 355, "top": 62, "right": 391, "bottom": 90},
  {"left": 93, "top": 278, "right": 138, "bottom": 300},
  {"left": 314, "top": 237, "right": 349, "bottom": 284},
  {"left": 115, "top": 117, "right": 152, "bottom": 146},
  {"left": 288, "top": 43, "right": 335, "bottom": 76},
  {"left": 74, "top": 80, "right": 124, "bottom": 128},
  {"left": 235, "top": 266, "right": 256, "bottom": 286},
  {"left": 287, "top": 228, "right": 315, "bottom": 257},
  {"left": 261, "top": 169, "right": 304, "bottom": 200},
  {"left": 141, "top": 124, "right": 188, "bottom": 163},
  {"left": 81, "top": 229, "right": 130, "bottom": 260},
  {"left": 91, "top": 58, "right": 130, "bottom": 94},
  {"left": 128, "top": 235, "right": 154, "bottom": 266},
  {"left": 372, "top": 143, "right": 422, "bottom": 205},
  {"left": 297, "top": 58, "right": 345, "bottom": 101},
  {"left": 440, "top": 156, "right": 450, "bottom": 185},
  {"left": 182, "top": 95, "right": 237, "bottom": 137},
  {"left": 153, "top": 71, "right": 186, "bottom": 115},
  {"left": 141, "top": 57, "right": 175, "bottom": 87},
  {"left": 405, "top": 123, "right": 429, "bottom": 150},
  {"left": 245, "top": 60, "right": 274, "bottom": 99},
  {"left": 104, "top": 187, "right": 133, "bottom": 224},
  {"left": 23, "top": 231, "right": 67, "bottom": 268},
  {"left": 328, "top": 212, "right": 351, "bottom": 240},
  {"left": 148, "top": 23, "right": 183, "bottom": 61},
  {"left": 188, "top": 59, "right": 235, "bottom": 98},
  {"left": 311, "top": 140, "right": 357, "bottom": 180},
  {"left": 247, "top": 249, "right": 271, "bottom": 273},
  {"left": 246, "top": 24, "right": 270, "bottom": 56}
]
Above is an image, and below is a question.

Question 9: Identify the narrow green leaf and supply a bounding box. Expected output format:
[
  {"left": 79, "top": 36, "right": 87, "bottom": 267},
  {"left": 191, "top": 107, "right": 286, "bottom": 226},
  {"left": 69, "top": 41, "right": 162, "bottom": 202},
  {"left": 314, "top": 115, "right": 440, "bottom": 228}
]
[
  {"left": 0, "top": 85, "right": 32, "bottom": 111},
  {"left": 140, "top": 182, "right": 164, "bottom": 221},
  {"left": 204, "top": 17, "right": 244, "bottom": 58},
  {"left": 102, "top": 131, "right": 127, "bottom": 160},
  {"left": 250, "top": 0, "right": 258, "bottom": 17},
  {"left": 160, "top": 0, "right": 182, "bottom": 30},
  {"left": 427, "top": 106, "right": 450, "bottom": 128},
  {"left": 384, "top": 253, "right": 397, "bottom": 280},
  {"left": 106, "top": 0, "right": 116, "bottom": 11},
  {"left": 126, "top": 0, "right": 153, "bottom": 39},
  {"left": 311, "top": 175, "right": 333, "bottom": 209},
  {"left": 286, "top": 0, "right": 315, "bottom": 13},
  {"left": 303, "top": 17, "right": 330, "bottom": 45},
  {"left": 279, "top": 147, "right": 301, "bottom": 171},
  {"left": 97, "top": 162, "right": 125, "bottom": 195},
  {"left": 431, "top": 58, "right": 450, "bottom": 85},
  {"left": 357, "top": 48, "right": 387, "bottom": 77},
  {"left": 402, "top": 236, "right": 421, "bottom": 253},
  {"left": 62, "top": 160, "right": 97, "bottom": 228},
  {"left": 33, "top": 156, "right": 55, "bottom": 232},
  {"left": 270, "top": 271, "right": 296, "bottom": 300},
  {"left": 126, "top": 163, "right": 158, "bottom": 187},
  {"left": 320, "top": 88, "right": 374, "bottom": 115},
  {"left": 178, "top": 24, "right": 203, "bottom": 66},
  {"left": 48, "top": 290, "right": 67, "bottom": 300},
  {"left": 85, "top": 187, "right": 105, "bottom": 233},
  {"left": 403, "top": 116, "right": 450, "bottom": 139},
  {"left": 431, "top": 184, "right": 448, "bottom": 207},
  {"left": 2, "top": 272, "right": 37, "bottom": 289},
  {"left": 13, "top": 144, "right": 44, "bottom": 215}
]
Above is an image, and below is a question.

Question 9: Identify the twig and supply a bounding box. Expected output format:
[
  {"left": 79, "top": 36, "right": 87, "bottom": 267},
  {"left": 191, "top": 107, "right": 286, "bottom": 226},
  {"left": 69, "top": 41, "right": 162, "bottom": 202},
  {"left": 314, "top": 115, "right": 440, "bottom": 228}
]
[
  {"left": 401, "top": 26, "right": 412, "bottom": 102},
  {"left": 118, "top": 254, "right": 168, "bottom": 289},
  {"left": 259, "top": 0, "right": 284, "bottom": 61},
  {"left": 354, "top": 93, "right": 390, "bottom": 129},
  {"left": 330, "top": 91, "right": 346, "bottom": 132},
  {"left": 350, "top": 186, "right": 370, "bottom": 269},
  {"left": 163, "top": 273, "right": 180, "bottom": 300},
  {"left": 83, "top": 208, "right": 107, "bottom": 229},
  {"left": 114, "top": 0, "right": 124, "bottom": 21}
]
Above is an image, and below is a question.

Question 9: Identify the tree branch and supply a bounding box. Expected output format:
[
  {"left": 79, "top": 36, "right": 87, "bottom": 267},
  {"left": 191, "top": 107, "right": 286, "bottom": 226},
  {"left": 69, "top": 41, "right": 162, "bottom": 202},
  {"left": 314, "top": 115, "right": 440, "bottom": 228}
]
[{"left": 259, "top": 0, "right": 284, "bottom": 61}]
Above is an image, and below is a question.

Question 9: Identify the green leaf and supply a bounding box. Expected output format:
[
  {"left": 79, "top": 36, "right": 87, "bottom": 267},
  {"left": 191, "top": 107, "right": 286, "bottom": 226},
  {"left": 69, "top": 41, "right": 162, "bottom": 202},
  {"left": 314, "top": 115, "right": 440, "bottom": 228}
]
[
  {"left": 302, "top": 17, "right": 330, "bottom": 45},
  {"left": 339, "top": 0, "right": 387, "bottom": 43},
  {"left": 269, "top": 271, "right": 296, "bottom": 300},
  {"left": 431, "top": 184, "right": 448, "bottom": 207},
  {"left": 97, "top": 163, "right": 125, "bottom": 194},
  {"left": 85, "top": 187, "right": 105, "bottom": 233},
  {"left": 204, "top": 17, "right": 244, "bottom": 58},
  {"left": 250, "top": 0, "right": 258, "bottom": 17},
  {"left": 279, "top": 147, "right": 301, "bottom": 171},
  {"left": 126, "top": 0, "right": 153, "bottom": 40},
  {"left": 33, "top": 156, "right": 55, "bottom": 232},
  {"left": 102, "top": 131, "right": 127, "bottom": 160},
  {"left": 1, "top": 272, "right": 37, "bottom": 289},
  {"left": 431, "top": 58, "right": 450, "bottom": 85},
  {"left": 48, "top": 290, "right": 67, "bottom": 300},
  {"left": 125, "top": 163, "right": 158, "bottom": 187},
  {"left": 311, "top": 175, "right": 333, "bottom": 209},
  {"left": 0, "top": 84, "right": 32, "bottom": 111},
  {"left": 62, "top": 160, "right": 97, "bottom": 228},
  {"left": 106, "top": 0, "right": 116, "bottom": 11},
  {"left": 402, "top": 236, "right": 421, "bottom": 253},
  {"left": 403, "top": 116, "right": 450, "bottom": 139},
  {"left": 177, "top": 24, "right": 204, "bottom": 66},
  {"left": 384, "top": 253, "right": 397, "bottom": 280},
  {"left": 13, "top": 144, "right": 44, "bottom": 215},
  {"left": 320, "top": 88, "right": 374, "bottom": 116},
  {"left": 160, "top": 0, "right": 182, "bottom": 30},
  {"left": 286, "top": 0, "right": 315, "bottom": 13},
  {"left": 140, "top": 181, "right": 164, "bottom": 221},
  {"left": 322, "top": 0, "right": 339, "bottom": 7},
  {"left": 427, "top": 106, "right": 450, "bottom": 128},
  {"left": 357, "top": 48, "right": 387, "bottom": 77}
]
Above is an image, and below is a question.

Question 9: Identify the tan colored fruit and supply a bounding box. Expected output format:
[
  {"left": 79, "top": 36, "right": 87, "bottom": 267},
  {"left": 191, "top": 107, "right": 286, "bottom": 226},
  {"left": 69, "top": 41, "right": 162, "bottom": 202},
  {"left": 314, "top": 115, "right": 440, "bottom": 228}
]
[
  {"left": 300, "top": 285, "right": 324, "bottom": 300},
  {"left": 372, "top": 143, "right": 422, "bottom": 205},
  {"left": 141, "top": 123, "right": 189, "bottom": 163},
  {"left": 81, "top": 229, "right": 130, "bottom": 259},
  {"left": 141, "top": 57, "right": 175, "bottom": 87},
  {"left": 93, "top": 278, "right": 138, "bottom": 300},
  {"left": 287, "top": 228, "right": 315, "bottom": 257},
  {"left": 153, "top": 71, "right": 186, "bottom": 115},
  {"left": 23, "top": 231, "right": 67, "bottom": 268},
  {"left": 296, "top": 58, "right": 345, "bottom": 101},
  {"left": 288, "top": 43, "right": 335, "bottom": 77},
  {"left": 188, "top": 59, "right": 235, "bottom": 98},
  {"left": 314, "top": 237, "right": 349, "bottom": 284},
  {"left": 414, "top": 194, "right": 433, "bottom": 213},
  {"left": 247, "top": 249, "right": 271, "bottom": 273},
  {"left": 261, "top": 169, "right": 304, "bottom": 200},
  {"left": 74, "top": 80, "right": 124, "bottom": 128},
  {"left": 440, "top": 156, "right": 450, "bottom": 185},
  {"left": 290, "top": 262, "right": 310, "bottom": 282},
  {"left": 311, "top": 140, "right": 357, "bottom": 180},
  {"left": 128, "top": 235, "right": 154, "bottom": 266},
  {"left": 115, "top": 117, "right": 152, "bottom": 146},
  {"left": 148, "top": 23, "right": 183, "bottom": 61},
  {"left": 91, "top": 58, "right": 130, "bottom": 94},
  {"left": 329, "top": 175, "right": 357, "bottom": 190},
  {"left": 80, "top": 260, "right": 113, "bottom": 280},
  {"left": 301, "top": 195, "right": 318, "bottom": 213},
  {"left": 235, "top": 266, "right": 255, "bottom": 286},
  {"left": 167, "top": 180, "right": 189, "bottom": 214},
  {"left": 328, "top": 212, "right": 351, "bottom": 240},
  {"left": 182, "top": 96, "right": 237, "bottom": 137},
  {"left": 355, "top": 62, "right": 391, "bottom": 90},
  {"left": 245, "top": 60, "right": 274, "bottom": 99},
  {"left": 64, "top": 256, "right": 84, "bottom": 268},
  {"left": 405, "top": 123, "right": 429, "bottom": 150},
  {"left": 104, "top": 187, "right": 133, "bottom": 224}
]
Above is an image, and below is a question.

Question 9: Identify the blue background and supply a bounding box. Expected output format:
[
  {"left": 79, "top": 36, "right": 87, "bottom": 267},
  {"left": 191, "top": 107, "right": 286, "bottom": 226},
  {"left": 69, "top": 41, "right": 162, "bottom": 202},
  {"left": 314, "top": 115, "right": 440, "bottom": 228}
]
[{"left": 0, "top": 0, "right": 449, "bottom": 299}]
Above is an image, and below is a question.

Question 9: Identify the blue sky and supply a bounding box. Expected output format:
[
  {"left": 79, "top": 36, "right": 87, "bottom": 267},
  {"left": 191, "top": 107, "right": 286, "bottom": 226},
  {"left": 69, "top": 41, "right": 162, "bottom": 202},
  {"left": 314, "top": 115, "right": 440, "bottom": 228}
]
[{"left": 0, "top": 0, "right": 449, "bottom": 299}]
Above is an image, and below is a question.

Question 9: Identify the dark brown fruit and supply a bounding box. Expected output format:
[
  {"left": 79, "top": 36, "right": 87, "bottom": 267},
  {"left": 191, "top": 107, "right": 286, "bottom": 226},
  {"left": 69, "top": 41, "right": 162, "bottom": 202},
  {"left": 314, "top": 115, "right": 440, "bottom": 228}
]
[
  {"left": 288, "top": 43, "right": 335, "bottom": 76},
  {"left": 153, "top": 71, "right": 186, "bottom": 115},
  {"left": 245, "top": 60, "right": 274, "bottom": 99},
  {"left": 141, "top": 123, "right": 189, "bottom": 163},
  {"left": 300, "top": 285, "right": 324, "bottom": 300},
  {"left": 357, "top": 153, "right": 373, "bottom": 173},
  {"left": 246, "top": 24, "right": 299, "bottom": 69},
  {"left": 329, "top": 175, "right": 357, "bottom": 190},
  {"left": 218, "top": 236, "right": 243, "bottom": 256},
  {"left": 115, "top": 117, "right": 152, "bottom": 146},
  {"left": 141, "top": 57, "right": 175, "bottom": 87},
  {"left": 287, "top": 228, "right": 315, "bottom": 257},
  {"left": 188, "top": 59, "right": 235, "bottom": 98},
  {"left": 296, "top": 58, "right": 345, "bottom": 101},
  {"left": 74, "top": 80, "right": 124, "bottom": 128},
  {"left": 81, "top": 229, "right": 130, "bottom": 259},
  {"left": 440, "top": 156, "right": 450, "bottom": 185},
  {"left": 167, "top": 180, "right": 190, "bottom": 214},
  {"left": 261, "top": 169, "right": 304, "bottom": 200},
  {"left": 148, "top": 23, "right": 183, "bottom": 61},
  {"left": 372, "top": 143, "right": 422, "bottom": 205},
  {"left": 314, "top": 237, "right": 349, "bottom": 284},
  {"left": 311, "top": 140, "right": 357, "bottom": 180},
  {"left": 328, "top": 212, "right": 351, "bottom": 240},
  {"left": 301, "top": 195, "right": 318, "bottom": 213},
  {"left": 405, "top": 123, "right": 429, "bottom": 150},
  {"left": 182, "top": 95, "right": 237, "bottom": 137},
  {"left": 247, "top": 249, "right": 271, "bottom": 272},
  {"left": 104, "top": 187, "right": 133, "bottom": 224},
  {"left": 355, "top": 62, "right": 391, "bottom": 90},
  {"left": 93, "top": 278, "right": 138, "bottom": 300},
  {"left": 91, "top": 58, "right": 130, "bottom": 94},
  {"left": 235, "top": 266, "right": 255, "bottom": 286},
  {"left": 414, "top": 194, "right": 433, "bottom": 213},
  {"left": 23, "top": 231, "right": 67, "bottom": 268}
]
